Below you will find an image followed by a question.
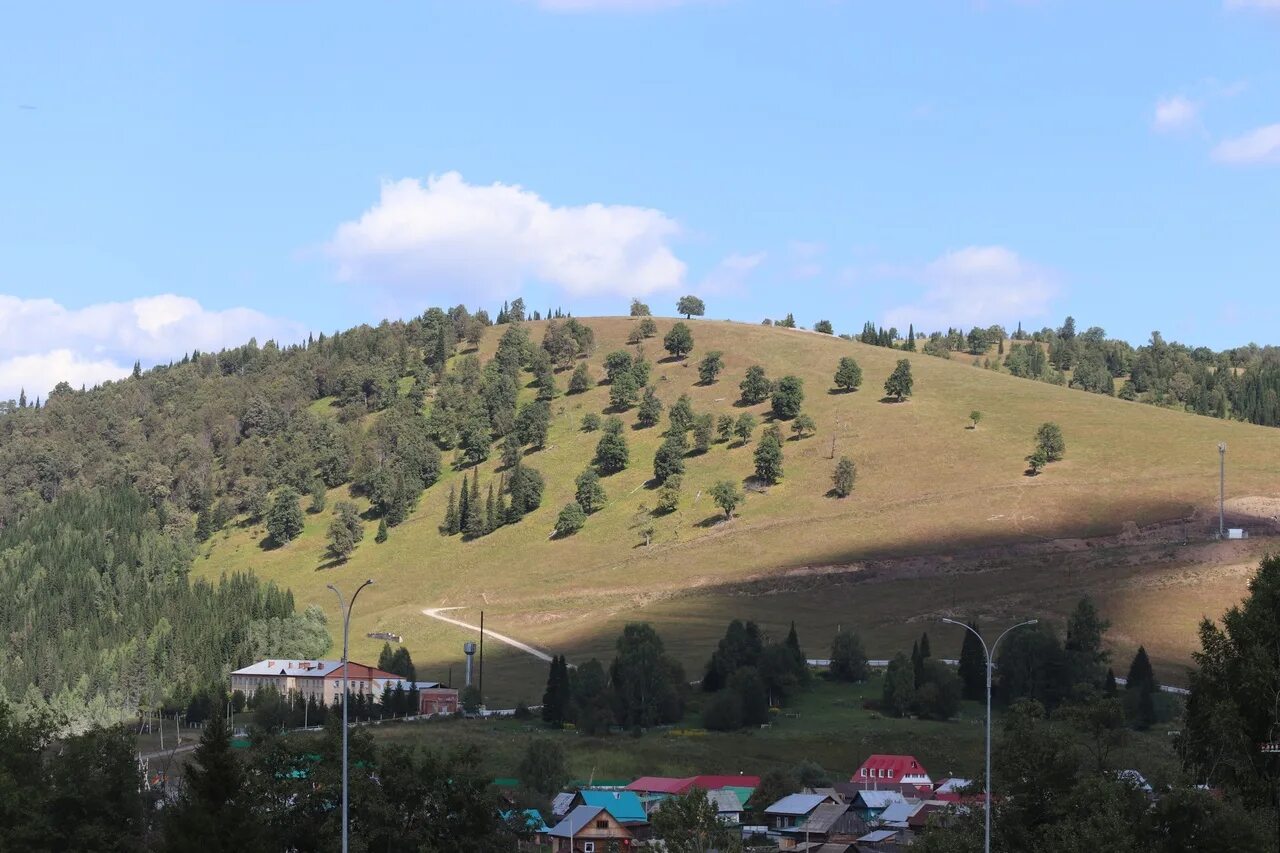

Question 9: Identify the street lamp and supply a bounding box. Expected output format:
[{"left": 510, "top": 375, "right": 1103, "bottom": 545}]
[
  {"left": 940, "top": 617, "right": 1038, "bottom": 853},
  {"left": 328, "top": 578, "right": 374, "bottom": 853}
]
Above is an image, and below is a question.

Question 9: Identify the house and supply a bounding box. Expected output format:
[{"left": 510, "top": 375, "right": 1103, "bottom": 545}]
[
  {"left": 417, "top": 686, "right": 459, "bottom": 716},
  {"left": 548, "top": 805, "right": 634, "bottom": 852},
  {"left": 907, "top": 801, "right": 950, "bottom": 834},
  {"left": 850, "top": 790, "right": 908, "bottom": 820},
  {"left": 833, "top": 781, "right": 920, "bottom": 802},
  {"left": 500, "top": 808, "right": 551, "bottom": 845},
  {"left": 872, "top": 801, "right": 918, "bottom": 830},
  {"left": 705, "top": 789, "right": 743, "bottom": 824},
  {"left": 778, "top": 802, "right": 865, "bottom": 846},
  {"left": 763, "top": 793, "right": 836, "bottom": 830},
  {"left": 229, "top": 659, "right": 407, "bottom": 705},
  {"left": 571, "top": 790, "right": 649, "bottom": 830},
  {"left": 851, "top": 755, "right": 932, "bottom": 794}
]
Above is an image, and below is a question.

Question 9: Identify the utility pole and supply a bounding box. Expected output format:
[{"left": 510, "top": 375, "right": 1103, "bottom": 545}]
[
  {"left": 328, "top": 578, "right": 374, "bottom": 853},
  {"left": 942, "top": 618, "right": 1038, "bottom": 853},
  {"left": 478, "top": 610, "right": 485, "bottom": 707},
  {"left": 1218, "top": 443, "right": 1227, "bottom": 538}
]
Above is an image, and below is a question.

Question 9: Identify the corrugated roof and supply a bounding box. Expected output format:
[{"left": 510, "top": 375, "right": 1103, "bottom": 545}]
[
  {"left": 858, "top": 829, "right": 898, "bottom": 843},
  {"left": 855, "top": 790, "right": 907, "bottom": 809},
  {"left": 796, "top": 802, "right": 849, "bottom": 834},
  {"left": 706, "top": 789, "right": 743, "bottom": 813},
  {"left": 230, "top": 659, "right": 403, "bottom": 681},
  {"left": 578, "top": 789, "right": 648, "bottom": 823},
  {"left": 627, "top": 776, "right": 693, "bottom": 794},
  {"left": 876, "top": 801, "right": 917, "bottom": 825},
  {"left": 765, "top": 793, "right": 830, "bottom": 816},
  {"left": 551, "top": 792, "right": 576, "bottom": 817},
  {"left": 548, "top": 806, "right": 604, "bottom": 838}
]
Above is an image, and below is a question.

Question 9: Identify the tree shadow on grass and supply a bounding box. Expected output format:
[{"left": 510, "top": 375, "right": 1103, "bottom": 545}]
[
  {"left": 827, "top": 387, "right": 857, "bottom": 395},
  {"left": 315, "top": 556, "right": 347, "bottom": 572},
  {"left": 696, "top": 514, "right": 731, "bottom": 529},
  {"left": 878, "top": 396, "right": 908, "bottom": 404}
]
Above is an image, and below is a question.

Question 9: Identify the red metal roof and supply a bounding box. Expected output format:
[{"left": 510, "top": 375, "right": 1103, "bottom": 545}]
[
  {"left": 688, "top": 775, "right": 761, "bottom": 790},
  {"left": 626, "top": 776, "right": 694, "bottom": 794},
  {"left": 852, "top": 754, "right": 931, "bottom": 783}
]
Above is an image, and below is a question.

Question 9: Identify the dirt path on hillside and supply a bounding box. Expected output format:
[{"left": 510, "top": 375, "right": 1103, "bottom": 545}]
[{"left": 421, "top": 607, "right": 554, "bottom": 663}]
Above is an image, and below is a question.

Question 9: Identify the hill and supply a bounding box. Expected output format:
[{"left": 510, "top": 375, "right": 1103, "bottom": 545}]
[{"left": 187, "top": 316, "right": 1280, "bottom": 701}]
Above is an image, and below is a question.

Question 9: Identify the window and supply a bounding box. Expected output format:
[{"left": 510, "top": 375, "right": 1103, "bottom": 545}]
[
  {"left": 860, "top": 768, "right": 867, "bottom": 777},
  {"left": 595, "top": 820, "right": 608, "bottom": 829},
  {"left": 583, "top": 844, "right": 595, "bottom": 853},
  {"left": 887, "top": 770, "right": 895, "bottom": 778}
]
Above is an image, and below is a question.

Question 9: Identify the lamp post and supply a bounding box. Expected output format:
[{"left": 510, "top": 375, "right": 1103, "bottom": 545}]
[
  {"left": 328, "top": 578, "right": 374, "bottom": 853},
  {"left": 941, "top": 617, "right": 1038, "bottom": 853},
  {"left": 1218, "top": 442, "right": 1227, "bottom": 538}
]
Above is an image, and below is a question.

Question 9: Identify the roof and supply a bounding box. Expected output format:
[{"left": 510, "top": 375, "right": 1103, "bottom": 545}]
[
  {"left": 908, "top": 801, "right": 947, "bottom": 829},
  {"left": 706, "top": 789, "right": 743, "bottom": 813},
  {"left": 551, "top": 792, "right": 576, "bottom": 817},
  {"left": 578, "top": 789, "right": 648, "bottom": 824},
  {"left": 230, "top": 659, "right": 402, "bottom": 681},
  {"left": 796, "top": 802, "right": 850, "bottom": 834},
  {"left": 858, "top": 829, "right": 898, "bottom": 843},
  {"left": 547, "top": 806, "right": 604, "bottom": 838},
  {"left": 876, "top": 801, "right": 918, "bottom": 826},
  {"left": 933, "top": 778, "right": 973, "bottom": 795},
  {"left": 765, "top": 793, "right": 830, "bottom": 816},
  {"left": 854, "top": 754, "right": 931, "bottom": 781},
  {"left": 499, "top": 809, "right": 550, "bottom": 833},
  {"left": 627, "top": 776, "right": 693, "bottom": 794},
  {"left": 689, "top": 774, "right": 761, "bottom": 790},
  {"left": 854, "top": 790, "right": 907, "bottom": 810},
  {"left": 723, "top": 786, "right": 755, "bottom": 808}
]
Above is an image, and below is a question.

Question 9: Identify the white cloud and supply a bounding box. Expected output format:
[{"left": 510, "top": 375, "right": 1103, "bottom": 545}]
[
  {"left": 0, "top": 351, "right": 131, "bottom": 403},
  {"left": 0, "top": 294, "right": 302, "bottom": 399},
  {"left": 327, "top": 172, "right": 686, "bottom": 299},
  {"left": 535, "top": 0, "right": 717, "bottom": 10},
  {"left": 788, "top": 241, "right": 826, "bottom": 279},
  {"left": 697, "top": 252, "right": 765, "bottom": 295},
  {"left": 883, "top": 246, "right": 1057, "bottom": 331},
  {"left": 1152, "top": 96, "right": 1198, "bottom": 132},
  {"left": 1211, "top": 123, "right": 1280, "bottom": 165}
]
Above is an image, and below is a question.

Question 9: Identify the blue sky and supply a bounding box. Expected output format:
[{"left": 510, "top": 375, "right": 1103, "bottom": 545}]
[{"left": 2, "top": 0, "right": 1278, "bottom": 398}]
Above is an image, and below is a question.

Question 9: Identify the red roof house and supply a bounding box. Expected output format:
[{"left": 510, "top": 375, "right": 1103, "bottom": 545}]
[
  {"left": 626, "top": 774, "right": 761, "bottom": 796},
  {"left": 851, "top": 755, "right": 932, "bottom": 794}
]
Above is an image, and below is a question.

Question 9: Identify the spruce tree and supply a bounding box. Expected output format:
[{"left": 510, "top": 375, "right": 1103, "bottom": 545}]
[
  {"left": 375, "top": 517, "right": 388, "bottom": 543},
  {"left": 458, "top": 477, "right": 471, "bottom": 532},
  {"left": 162, "top": 713, "right": 262, "bottom": 851},
  {"left": 753, "top": 432, "right": 784, "bottom": 484},
  {"left": 485, "top": 483, "right": 497, "bottom": 533},
  {"left": 636, "top": 386, "right": 663, "bottom": 427},
  {"left": 465, "top": 477, "right": 486, "bottom": 539},
  {"left": 442, "top": 484, "right": 458, "bottom": 535}
]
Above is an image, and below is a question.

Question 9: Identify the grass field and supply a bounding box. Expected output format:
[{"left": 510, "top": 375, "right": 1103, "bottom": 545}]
[
  {"left": 341, "top": 677, "right": 1183, "bottom": 792},
  {"left": 194, "top": 317, "right": 1280, "bottom": 704}
]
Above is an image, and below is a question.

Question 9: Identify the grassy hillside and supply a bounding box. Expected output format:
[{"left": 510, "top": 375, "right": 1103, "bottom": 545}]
[{"left": 195, "top": 317, "right": 1280, "bottom": 701}]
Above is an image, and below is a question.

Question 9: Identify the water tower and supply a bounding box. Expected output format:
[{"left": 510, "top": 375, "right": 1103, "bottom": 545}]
[{"left": 463, "top": 641, "right": 477, "bottom": 687}]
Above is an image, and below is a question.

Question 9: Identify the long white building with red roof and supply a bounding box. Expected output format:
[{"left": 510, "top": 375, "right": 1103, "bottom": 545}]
[
  {"left": 850, "top": 754, "right": 933, "bottom": 795},
  {"left": 230, "top": 659, "right": 407, "bottom": 705}
]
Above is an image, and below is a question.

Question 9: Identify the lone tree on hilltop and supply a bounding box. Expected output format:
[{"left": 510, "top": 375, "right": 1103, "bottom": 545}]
[
  {"left": 629, "top": 298, "right": 651, "bottom": 317},
  {"left": 710, "top": 480, "right": 743, "bottom": 519},
  {"left": 1035, "top": 422, "right": 1066, "bottom": 462},
  {"left": 884, "top": 358, "right": 914, "bottom": 401},
  {"left": 831, "top": 456, "right": 856, "bottom": 497},
  {"left": 970, "top": 410, "right": 983, "bottom": 429},
  {"left": 814, "top": 319, "right": 834, "bottom": 334},
  {"left": 664, "top": 322, "right": 694, "bottom": 360},
  {"left": 676, "top": 295, "right": 705, "bottom": 319},
  {"left": 833, "top": 356, "right": 862, "bottom": 392}
]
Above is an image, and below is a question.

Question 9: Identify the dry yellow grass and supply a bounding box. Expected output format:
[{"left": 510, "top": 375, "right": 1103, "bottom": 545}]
[{"left": 195, "top": 317, "right": 1280, "bottom": 701}]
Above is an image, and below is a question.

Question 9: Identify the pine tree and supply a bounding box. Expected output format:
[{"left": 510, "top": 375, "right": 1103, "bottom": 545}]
[
  {"left": 753, "top": 432, "right": 784, "bottom": 484},
  {"left": 485, "top": 483, "right": 497, "bottom": 534},
  {"left": 1104, "top": 668, "right": 1118, "bottom": 696},
  {"left": 375, "top": 517, "right": 388, "bottom": 543},
  {"left": 906, "top": 323, "right": 916, "bottom": 351},
  {"left": 163, "top": 713, "right": 263, "bottom": 851},
  {"left": 496, "top": 474, "right": 507, "bottom": 523},
  {"left": 442, "top": 484, "right": 458, "bottom": 535}
]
